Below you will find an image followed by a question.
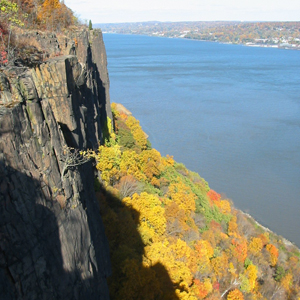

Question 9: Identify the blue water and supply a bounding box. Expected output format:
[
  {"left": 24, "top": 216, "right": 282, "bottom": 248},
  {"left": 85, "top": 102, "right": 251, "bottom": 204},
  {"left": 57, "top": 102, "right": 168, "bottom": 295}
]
[{"left": 103, "top": 33, "right": 300, "bottom": 247}]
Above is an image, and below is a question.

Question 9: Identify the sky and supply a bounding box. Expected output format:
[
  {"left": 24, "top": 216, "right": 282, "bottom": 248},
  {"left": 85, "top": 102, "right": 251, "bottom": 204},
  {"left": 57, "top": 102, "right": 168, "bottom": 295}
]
[{"left": 64, "top": 0, "right": 300, "bottom": 24}]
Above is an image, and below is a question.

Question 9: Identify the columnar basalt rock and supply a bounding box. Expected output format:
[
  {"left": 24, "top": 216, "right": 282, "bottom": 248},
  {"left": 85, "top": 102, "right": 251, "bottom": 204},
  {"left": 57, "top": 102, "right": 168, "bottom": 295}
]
[{"left": 0, "top": 29, "right": 112, "bottom": 300}]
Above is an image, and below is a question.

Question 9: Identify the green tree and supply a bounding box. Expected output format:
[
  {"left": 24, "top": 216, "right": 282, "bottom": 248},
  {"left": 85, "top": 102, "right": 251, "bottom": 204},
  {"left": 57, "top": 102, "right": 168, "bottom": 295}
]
[{"left": 89, "top": 19, "right": 92, "bottom": 30}]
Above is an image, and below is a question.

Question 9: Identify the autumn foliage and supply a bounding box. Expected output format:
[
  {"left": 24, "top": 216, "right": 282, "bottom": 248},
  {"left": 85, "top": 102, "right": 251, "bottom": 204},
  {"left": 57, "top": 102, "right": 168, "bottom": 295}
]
[
  {"left": 90, "top": 103, "right": 300, "bottom": 300},
  {"left": 0, "top": 0, "right": 77, "bottom": 66}
]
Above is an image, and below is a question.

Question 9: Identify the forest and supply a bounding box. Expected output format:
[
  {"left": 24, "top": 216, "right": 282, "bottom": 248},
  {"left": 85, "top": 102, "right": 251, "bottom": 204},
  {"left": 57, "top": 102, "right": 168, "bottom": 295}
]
[{"left": 82, "top": 103, "right": 300, "bottom": 300}]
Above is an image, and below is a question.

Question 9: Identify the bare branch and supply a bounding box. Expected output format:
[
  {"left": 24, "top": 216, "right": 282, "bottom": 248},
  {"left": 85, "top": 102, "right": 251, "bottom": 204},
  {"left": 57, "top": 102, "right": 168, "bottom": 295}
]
[{"left": 60, "top": 146, "right": 90, "bottom": 182}]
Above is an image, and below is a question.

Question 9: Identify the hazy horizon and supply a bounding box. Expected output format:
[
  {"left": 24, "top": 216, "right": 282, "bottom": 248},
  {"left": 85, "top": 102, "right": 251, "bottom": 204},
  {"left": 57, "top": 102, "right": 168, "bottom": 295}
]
[
  {"left": 65, "top": 0, "right": 300, "bottom": 24},
  {"left": 94, "top": 20, "right": 300, "bottom": 25}
]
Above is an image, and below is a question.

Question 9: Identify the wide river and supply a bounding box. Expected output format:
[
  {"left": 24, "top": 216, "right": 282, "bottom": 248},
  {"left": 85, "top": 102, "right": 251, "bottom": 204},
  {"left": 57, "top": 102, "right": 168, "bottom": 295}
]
[{"left": 103, "top": 33, "right": 300, "bottom": 247}]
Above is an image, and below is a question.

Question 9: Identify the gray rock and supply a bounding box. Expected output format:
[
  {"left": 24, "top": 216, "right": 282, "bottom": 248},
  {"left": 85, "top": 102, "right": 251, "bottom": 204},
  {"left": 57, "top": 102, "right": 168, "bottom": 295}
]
[{"left": 0, "top": 29, "right": 112, "bottom": 300}]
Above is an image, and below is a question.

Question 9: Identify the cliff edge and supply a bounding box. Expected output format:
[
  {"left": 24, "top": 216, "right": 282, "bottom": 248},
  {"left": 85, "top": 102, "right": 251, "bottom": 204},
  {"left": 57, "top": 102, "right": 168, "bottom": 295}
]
[{"left": 0, "top": 29, "right": 112, "bottom": 299}]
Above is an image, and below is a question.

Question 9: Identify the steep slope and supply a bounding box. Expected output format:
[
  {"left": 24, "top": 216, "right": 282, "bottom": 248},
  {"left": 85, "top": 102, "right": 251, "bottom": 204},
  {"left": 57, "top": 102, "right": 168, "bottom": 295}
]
[{"left": 0, "top": 29, "right": 112, "bottom": 299}]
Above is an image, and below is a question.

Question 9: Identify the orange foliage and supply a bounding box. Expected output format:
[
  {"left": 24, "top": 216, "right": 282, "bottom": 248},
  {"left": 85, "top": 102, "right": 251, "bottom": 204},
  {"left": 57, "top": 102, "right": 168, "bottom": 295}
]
[
  {"left": 164, "top": 201, "right": 197, "bottom": 241},
  {"left": 194, "top": 240, "right": 214, "bottom": 274},
  {"left": 231, "top": 239, "right": 248, "bottom": 263},
  {"left": 258, "top": 233, "right": 269, "bottom": 247},
  {"left": 227, "top": 289, "right": 244, "bottom": 300},
  {"left": 194, "top": 278, "right": 213, "bottom": 299},
  {"left": 119, "top": 112, "right": 128, "bottom": 120},
  {"left": 195, "top": 240, "right": 214, "bottom": 259},
  {"left": 37, "top": 0, "right": 74, "bottom": 30},
  {"left": 266, "top": 244, "right": 279, "bottom": 266}
]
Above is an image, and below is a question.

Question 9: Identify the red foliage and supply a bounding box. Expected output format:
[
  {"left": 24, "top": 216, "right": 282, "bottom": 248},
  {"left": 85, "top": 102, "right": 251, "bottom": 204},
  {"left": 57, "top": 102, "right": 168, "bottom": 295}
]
[
  {"left": 213, "top": 281, "right": 220, "bottom": 290},
  {"left": 0, "top": 51, "right": 8, "bottom": 65},
  {"left": 207, "top": 189, "right": 221, "bottom": 206},
  {"left": 0, "top": 24, "right": 8, "bottom": 35}
]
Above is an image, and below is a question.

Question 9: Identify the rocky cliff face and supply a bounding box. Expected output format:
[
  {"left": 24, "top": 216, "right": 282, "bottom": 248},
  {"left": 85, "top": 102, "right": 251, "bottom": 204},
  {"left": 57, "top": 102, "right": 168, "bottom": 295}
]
[{"left": 0, "top": 29, "right": 112, "bottom": 299}]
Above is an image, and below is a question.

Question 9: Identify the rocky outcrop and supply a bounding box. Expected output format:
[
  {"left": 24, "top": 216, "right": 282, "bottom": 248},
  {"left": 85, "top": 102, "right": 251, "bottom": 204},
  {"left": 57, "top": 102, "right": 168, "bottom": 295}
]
[{"left": 0, "top": 29, "right": 112, "bottom": 299}]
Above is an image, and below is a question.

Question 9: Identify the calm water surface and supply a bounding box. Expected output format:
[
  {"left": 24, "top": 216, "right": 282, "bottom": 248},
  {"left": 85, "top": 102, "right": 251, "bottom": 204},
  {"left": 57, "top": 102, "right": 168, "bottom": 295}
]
[{"left": 103, "top": 33, "right": 300, "bottom": 247}]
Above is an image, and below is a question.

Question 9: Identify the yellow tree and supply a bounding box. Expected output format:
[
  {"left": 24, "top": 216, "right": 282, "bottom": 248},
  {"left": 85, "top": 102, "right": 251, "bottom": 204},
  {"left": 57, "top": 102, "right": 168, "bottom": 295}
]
[
  {"left": 211, "top": 252, "right": 229, "bottom": 279},
  {"left": 37, "top": 0, "right": 70, "bottom": 31},
  {"left": 93, "top": 144, "right": 121, "bottom": 185},
  {"left": 194, "top": 240, "right": 214, "bottom": 274},
  {"left": 138, "top": 149, "right": 162, "bottom": 181},
  {"left": 193, "top": 278, "right": 213, "bottom": 299},
  {"left": 119, "top": 150, "right": 146, "bottom": 181},
  {"left": 245, "top": 264, "right": 258, "bottom": 291},
  {"left": 227, "top": 289, "right": 244, "bottom": 300},
  {"left": 228, "top": 215, "right": 239, "bottom": 237},
  {"left": 123, "top": 192, "right": 166, "bottom": 242},
  {"left": 125, "top": 115, "right": 148, "bottom": 150},
  {"left": 167, "top": 181, "right": 196, "bottom": 213},
  {"left": 144, "top": 240, "right": 195, "bottom": 297},
  {"left": 248, "top": 237, "right": 263, "bottom": 256}
]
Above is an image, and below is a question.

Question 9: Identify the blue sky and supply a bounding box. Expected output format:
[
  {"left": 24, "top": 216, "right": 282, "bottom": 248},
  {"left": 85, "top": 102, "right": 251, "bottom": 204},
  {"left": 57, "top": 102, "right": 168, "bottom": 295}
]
[{"left": 65, "top": 0, "right": 300, "bottom": 24}]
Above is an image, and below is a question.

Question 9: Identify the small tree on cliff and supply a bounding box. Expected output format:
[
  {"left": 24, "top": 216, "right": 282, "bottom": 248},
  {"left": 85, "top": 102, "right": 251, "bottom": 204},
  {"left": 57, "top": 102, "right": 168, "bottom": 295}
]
[
  {"left": 60, "top": 146, "right": 90, "bottom": 182},
  {"left": 88, "top": 19, "right": 92, "bottom": 30},
  {"left": 0, "top": 0, "right": 25, "bottom": 65}
]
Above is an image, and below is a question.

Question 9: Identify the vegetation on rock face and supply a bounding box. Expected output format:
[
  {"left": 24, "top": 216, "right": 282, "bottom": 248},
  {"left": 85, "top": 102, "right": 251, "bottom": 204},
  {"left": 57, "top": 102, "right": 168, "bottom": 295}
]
[
  {"left": 86, "top": 103, "right": 300, "bottom": 300},
  {"left": 0, "top": 0, "right": 78, "bottom": 67}
]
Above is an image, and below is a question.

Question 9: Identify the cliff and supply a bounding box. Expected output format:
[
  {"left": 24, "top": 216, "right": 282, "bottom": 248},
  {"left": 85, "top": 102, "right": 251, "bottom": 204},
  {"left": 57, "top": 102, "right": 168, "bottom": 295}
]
[{"left": 0, "top": 29, "right": 112, "bottom": 299}]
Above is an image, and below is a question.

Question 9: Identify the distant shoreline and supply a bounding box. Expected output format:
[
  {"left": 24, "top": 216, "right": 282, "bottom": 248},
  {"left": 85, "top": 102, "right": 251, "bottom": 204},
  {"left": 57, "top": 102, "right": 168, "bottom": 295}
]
[{"left": 103, "top": 32, "right": 300, "bottom": 51}]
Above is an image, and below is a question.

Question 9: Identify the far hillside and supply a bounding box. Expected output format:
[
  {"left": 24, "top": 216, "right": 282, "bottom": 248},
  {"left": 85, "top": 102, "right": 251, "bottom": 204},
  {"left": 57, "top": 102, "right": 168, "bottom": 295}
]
[{"left": 96, "top": 21, "right": 300, "bottom": 49}]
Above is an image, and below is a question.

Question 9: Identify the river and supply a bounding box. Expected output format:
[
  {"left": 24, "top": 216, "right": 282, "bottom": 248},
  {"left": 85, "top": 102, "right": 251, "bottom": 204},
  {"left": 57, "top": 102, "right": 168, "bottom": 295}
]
[{"left": 103, "top": 33, "right": 300, "bottom": 247}]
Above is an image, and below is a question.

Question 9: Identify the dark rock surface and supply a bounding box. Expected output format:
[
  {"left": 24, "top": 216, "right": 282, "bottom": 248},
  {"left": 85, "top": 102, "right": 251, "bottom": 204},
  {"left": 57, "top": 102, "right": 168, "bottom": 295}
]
[{"left": 0, "top": 29, "right": 112, "bottom": 299}]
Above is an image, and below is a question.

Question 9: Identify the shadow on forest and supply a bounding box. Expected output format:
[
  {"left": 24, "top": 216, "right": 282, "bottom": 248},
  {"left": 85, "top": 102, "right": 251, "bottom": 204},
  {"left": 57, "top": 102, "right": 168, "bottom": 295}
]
[
  {"left": 96, "top": 184, "right": 181, "bottom": 300},
  {"left": 0, "top": 158, "right": 179, "bottom": 299}
]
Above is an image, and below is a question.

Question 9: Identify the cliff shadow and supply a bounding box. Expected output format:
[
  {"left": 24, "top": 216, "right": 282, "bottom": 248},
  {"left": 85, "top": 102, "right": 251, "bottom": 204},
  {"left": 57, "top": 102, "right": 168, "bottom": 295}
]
[
  {"left": 85, "top": 43, "right": 111, "bottom": 144},
  {"left": 95, "top": 183, "right": 181, "bottom": 300},
  {"left": 0, "top": 160, "right": 110, "bottom": 300},
  {"left": 55, "top": 51, "right": 110, "bottom": 151}
]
